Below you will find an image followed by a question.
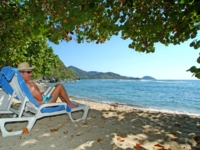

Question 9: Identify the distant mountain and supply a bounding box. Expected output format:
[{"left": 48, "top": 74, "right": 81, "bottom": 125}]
[
  {"left": 68, "top": 66, "right": 156, "bottom": 80},
  {"left": 88, "top": 71, "right": 100, "bottom": 75},
  {"left": 141, "top": 76, "right": 156, "bottom": 80},
  {"left": 68, "top": 66, "right": 91, "bottom": 79}
]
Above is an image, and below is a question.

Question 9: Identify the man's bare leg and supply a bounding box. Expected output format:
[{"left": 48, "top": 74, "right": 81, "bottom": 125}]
[
  {"left": 59, "top": 95, "right": 78, "bottom": 108},
  {"left": 48, "top": 84, "right": 78, "bottom": 108}
]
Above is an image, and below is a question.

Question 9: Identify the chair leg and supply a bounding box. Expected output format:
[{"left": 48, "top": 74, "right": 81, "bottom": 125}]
[
  {"left": 80, "top": 105, "right": 90, "bottom": 121},
  {"left": 0, "top": 117, "right": 36, "bottom": 137},
  {"left": 70, "top": 106, "right": 90, "bottom": 122}
]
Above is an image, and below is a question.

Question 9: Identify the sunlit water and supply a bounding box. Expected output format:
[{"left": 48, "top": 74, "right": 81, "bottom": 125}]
[{"left": 51, "top": 79, "right": 200, "bottom": 116}]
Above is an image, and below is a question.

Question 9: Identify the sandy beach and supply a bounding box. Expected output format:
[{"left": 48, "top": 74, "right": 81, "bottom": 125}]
[{"left": 0, "top": 98, "right": 200, "bottom": 150}]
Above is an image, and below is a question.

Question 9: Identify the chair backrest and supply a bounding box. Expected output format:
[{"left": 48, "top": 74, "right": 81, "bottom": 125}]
[
  {"left": 10, "top": 74, "right": 26, "bottom": 101},
  {"left": 0, "top": 88, "right": 11, "bottom": 111},
  {"left": 0, "top": 67, "right": 40, "bottom": 108}
]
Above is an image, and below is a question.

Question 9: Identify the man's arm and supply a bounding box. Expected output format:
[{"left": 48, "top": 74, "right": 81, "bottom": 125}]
[{"left": 26, "top": 81, "right": 43, "bottom": 103}]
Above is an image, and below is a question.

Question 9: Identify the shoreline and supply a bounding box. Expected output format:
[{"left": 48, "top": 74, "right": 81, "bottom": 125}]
[
  {"left": 70, "top": 96, "right": 200, "bottom": 117},
  {"left": 0, "top": 98, "right": 200, "bottom": 149}
]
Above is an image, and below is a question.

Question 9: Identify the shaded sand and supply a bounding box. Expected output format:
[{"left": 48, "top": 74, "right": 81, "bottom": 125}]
[{"left": 1, "top": 99, "right": 200, "bottom": 150}]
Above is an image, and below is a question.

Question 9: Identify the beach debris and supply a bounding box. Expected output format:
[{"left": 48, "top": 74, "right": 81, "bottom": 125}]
[
  {"left": 153, "top": 144, "right": 164, "bottom": 150},
  {"left": 76, "top": 132, "right": 81, "bottom": 136},
  {"left": 117, "top": 136, "right": 124, "bottom": 142},
  {"left": 63, "top": 130, "right": 68, "bottom": 134},
  {"left": 82, "top": 122, "right": 88, "bottom": 125},
  {"left": 117, "top": 131, "right": 127, "bottom": 137},
  {"left": 97, "top": 137, "right": 103, "bottom": 142},
  {"left": 22, "top": 127, "right": 29, "bottom": 134},
  {"left": 154, "top": 143, "right": 164, "bottom": 148},
  {"left": 174, "top": 122, "right": 182, "bottom": 128},
  {"left": 153, "top": 144, "right": 171, "bottom": 150},
  {"left": 7, "top": 129, "right": 13, "bottom": 132},
  {"left": 50, "top": 128, "right": 59, "bottom": 132},
  {"left": 194, "top": 135, "right": 200, "bottom": 144},
  {"left": 135, "top": 143, "right": 142, "bottom": 149},
  {"left": 101, "top": 115, "right": 106, "bottom": 119},
  {"left": 170, "top": 131, "right": 177, "bottom": 136},
  {"left": 110, "top": 103, "right": 118, "bottom": 109}
]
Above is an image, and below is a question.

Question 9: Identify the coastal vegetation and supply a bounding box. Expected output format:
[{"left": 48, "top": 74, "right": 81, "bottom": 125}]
[
  {"left": 0, "top": 36, "right": 76, "bottom": 80},
  {"left": 0, "top": 37, "right": 59, "bottom": 78},
  {"left": 45, "top": 59, "right": 78, "bottom": 81},
  {"left": 0, "top": 1, "right": 199, "bottom": 78}
]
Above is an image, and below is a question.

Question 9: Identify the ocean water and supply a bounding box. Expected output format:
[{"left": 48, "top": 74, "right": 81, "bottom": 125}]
[{"left": 60, "top": 79, "right": 200, "bottom": 116}]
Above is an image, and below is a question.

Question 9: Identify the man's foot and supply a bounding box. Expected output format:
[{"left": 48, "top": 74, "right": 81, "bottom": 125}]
[{"left": 69, "top": 103, "right": 78, "bottom": 108}]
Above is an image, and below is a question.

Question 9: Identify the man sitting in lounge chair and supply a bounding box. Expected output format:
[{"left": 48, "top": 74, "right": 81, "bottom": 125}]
[{"left": 17, "top": 62, "right": 78, "bottom": 108}]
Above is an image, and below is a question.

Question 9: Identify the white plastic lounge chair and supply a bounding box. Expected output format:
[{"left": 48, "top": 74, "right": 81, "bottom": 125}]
[{"left": 0, "top": 66, "right": 90, "bottom": 137}]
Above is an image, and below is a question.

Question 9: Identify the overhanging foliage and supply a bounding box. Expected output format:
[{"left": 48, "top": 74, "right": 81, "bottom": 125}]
[{"left": 0, "top": 0, "right": 200, "bottom": 77}]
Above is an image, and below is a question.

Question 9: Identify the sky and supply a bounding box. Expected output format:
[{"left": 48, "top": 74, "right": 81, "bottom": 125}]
[{"left": 48, "top": 34, "right": 200, "bottom": 80}]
